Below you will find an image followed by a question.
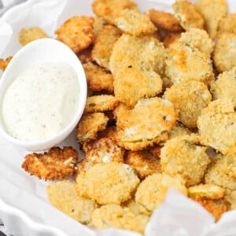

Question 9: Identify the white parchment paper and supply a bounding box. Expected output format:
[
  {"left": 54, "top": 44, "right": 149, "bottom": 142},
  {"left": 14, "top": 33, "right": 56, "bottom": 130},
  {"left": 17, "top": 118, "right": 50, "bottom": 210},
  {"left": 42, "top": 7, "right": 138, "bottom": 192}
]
[{"left": 0, "top": 0, "right": 236, "bottom": 236}]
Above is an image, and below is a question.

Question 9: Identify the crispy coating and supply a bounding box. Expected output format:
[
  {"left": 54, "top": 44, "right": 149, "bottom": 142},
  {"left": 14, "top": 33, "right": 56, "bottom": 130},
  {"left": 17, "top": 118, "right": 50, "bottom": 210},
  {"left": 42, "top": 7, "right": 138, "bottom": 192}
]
[
  {"left": 135, "top": 173, "right": 187, "bottom": 211},
  {"left": 123, "top": 199, "right": 151, "bottom": 216},
  {"left": 205, "top": 154, "right": 236, "bottom": 191},
  {"left": 191, "top": 197, "right": 228, "bottom": 220},
  {"left": 125, "top": 150, "right": 162, "bottom": 179},
  {"left": 179, "top": 28, "right": 214, "bottom": 56},
  {"left": 218, "top": 13, "right": 236, "bottom": 34},
  {"left": 168, "top": 123, "right": 191, "bottom": 139},
  {"left": 211, "top": 67, "right": 236, "bottom": 107},
  {"left": 148, "top": 9, "right": 182, "bottom": 32},
  {"left": 77, "top": 113, "right": 109, "bottom": 143},
  {"left": 163, "top": 33, "right": 181, "bottom": 48},
  {"left": 114, "top": 66, "right": 163, "bottom": 107},
  {"left": 0, "top": 56, "right": 12, "bottom": 71},
  {"left": 22, "top": 147, "right": 78, "bottom": 180},
  {"left": 161, "top": 135, "right": 211, "bottom": 186},
  {"left": 78, "top": 47, "right": 93, "bottom": 64},
  {"left": 85, "top": 95, "right": 118, "bottom": 113},
  {"left": 116, "top": 98, "right": 176, "bottom": 151},
  {"left": 92, "top": 25, "right": 121, "bottom": 70},
  {"left": 213, "top": 33, "right": 236, "bottom": 73},
  {"left": 110, "top": 34, "right": 166, "bottom": 76},
  {"left": 91, "top": 204, "right": 149, "bottom": 234},
  {"left": 18, "top": 27, "right": 48, "bottom": 46},
  {"left": 93, "top": 17, "right": 107, "bottom": 36},
  {"left": 83, "top": 62, "right": 114, "bottom": 92},
  {"left": 197, "top": 99, "right": 236, "bottom": 154},
  {"left": 47, "top": 181, "right": 97, "bottom": 224},
  {"left": 196, "top": 0, "right": 228, "bottom": 38},
  {"left": 114, "top": 9, "right": 156, "bottom": 36},
  {"left": 188, "top": 184, "right": 225, "bottom": 200},
  {"left": 164, "top": 80, "right": 212, "bottom": 128},
  {"left": 76, "top": 163, "right": 140, "bottom": 204},
  {"left": 56, "top": 16, "right": 94, "bottom": 53},
  {"left": 225, "top": 190, "right": 236, "bottom": 210},
  {"left": 92, "top": 0, "right": 138, "bottom": 24},
  {"left": 166, "top": 42, "right": 213, "bottom": 84},
  {"left": 173, "top": 1, "right": 204, "bottom": 30}
]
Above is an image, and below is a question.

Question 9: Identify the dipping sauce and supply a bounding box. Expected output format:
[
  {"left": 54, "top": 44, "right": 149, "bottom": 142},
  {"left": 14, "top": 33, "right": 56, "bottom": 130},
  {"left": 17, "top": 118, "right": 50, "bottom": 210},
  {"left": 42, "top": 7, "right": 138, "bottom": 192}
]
[{"left": 1, "top": 63, "right": 79, "bottom": 142}]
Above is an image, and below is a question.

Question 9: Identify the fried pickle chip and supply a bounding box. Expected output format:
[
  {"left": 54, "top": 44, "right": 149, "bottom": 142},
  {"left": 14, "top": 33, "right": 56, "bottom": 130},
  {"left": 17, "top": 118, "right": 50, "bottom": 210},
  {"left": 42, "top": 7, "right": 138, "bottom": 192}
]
[
  {"left": 166, "top": 42, "right": 213, "bottom": 84},
  {"left": 211, "top": 67, "right": 236, "bottom": 107},
  {"left": 114, "top": 9, "right": 156, "bottom": 36},
  {"left": 22, "top": 147, "right": 77, "bottom": 180},
  {"left": 56, "top": 16, "right": 94, "bottom": 53},
  {"left": 218, "top": 13, "right": 236, "bottom": 34},
  {"left": 77, "top": 112, "right": 109, "bottom": 143},
  {"left": 114, "top": 66, "right": 163, "bottom": 107},
  {"left": 92, "top": 25, "right": 121, "bottom": 70},
  {"left": 93, "top": 17, "right": 107, "bottom": 36},
  {"left": 195, "top": 0, "right": 228, "bottom": 38},
  {"left": 225, "top": 190, "right": 236, "bottom": 210},
  {"left": 116, "top": 98, "right": 176, "bottom": 151},
  {"left": 161, "top": 135, "right": 211, "bottom": 186},
  {"left": 47, "top": 181, "right": 97, "bottom": 224},
  {"left": 110, "top": 34, "right": 166, "bottom": 76},
  {"left": 76, "top": 163, "right": 140, "bottom": 204},
  {"left": 83, "top": 62, "right": 114, "bottom": 92},
  {"left": 148, "top": 9, "right": 182, "bottom": 32},
  {"left": 163, "top": 33, "right": 181, "bottom": 48},
  {"left": 188, "top": 184, "right": 225, "bottom": 200},
  {"left": 179, "top": 28, "right": 214, "bottom": 56},
  {"left": 0, "top": 56, "right": 12, "bottom": 71},
  {"left": 85, "top": 95, "right": 118, "bottom": 113},
  {"left": 18, "top": 27, "right": 48, "bottom": 46},
  {"left": 123, "top": 199, "right": 151, "bottom": 216},
  {"left": 125, "top": 150, "right": 162, "bottom": 179},
  {"left": 92, "top": 0, "right": 138, "bottom": 24},
  {"left": 135, "top": 173, "right": 187, "bottom": 211},
  {"left": 168, "top": 123, "right": 191, "bottom": 139},
  {"left": 78, "top": 47, "right": 93, "bottom": 64},
  {"left": 91, "top": 204, "right": 149, "bottom": 234},
  {"left": 213, "top": 33, "right": 236, "bottom": 73},
  {"left": 164, "top": 80, "right": 212, "bottom": 128},
  {"left": 173, "top": 1, "right": 204, "bottom": 30},
  {"left": 197, "top": 99, "right": 236, "bottom": 154}
]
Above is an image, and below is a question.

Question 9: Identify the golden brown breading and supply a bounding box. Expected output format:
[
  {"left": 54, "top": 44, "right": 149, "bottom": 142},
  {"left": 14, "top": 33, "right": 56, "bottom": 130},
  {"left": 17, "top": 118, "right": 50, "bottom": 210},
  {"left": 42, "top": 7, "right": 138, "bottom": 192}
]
[
  {"left": 56, "top": 16, "right": 95, "bottom": 53},
  {"left": 164, "top": 80, "right": 212, "bottom": 128},
  {"left": 125, "top": 150, "right": 162, "bottom": 179},
  {"left": 168, "top": 123, "right": 191, "bottom": 139},
  {"left": 191, "top": 197, "right": 228, "bottom": 220},
  {"left": 188, "top": 184, "right": 225, "bottom": 200},
  {"left": 78, "top": 47, "right": 93, "bottom": 64},
  {"left": 91, "top": 204, "right": 149, "bottom": 234},
  {"left": 114, "top": 9, "right": 156, "bottom": 36},
  {"left": 135, "top": 173, "right": 187, "bottom": 211},
  {"left": 197, "top": 99, "right": 236, "bottom": 154},
  {"left": 213, "top": 33, "right": 236, "bottom": 73},
  {"left": 195, "top": 0, "right": 228, "bottom": 38},
  {"left": 0, "top": 56, "right": 12, "bottom": 71},
  {"left": 83, "top": 62, "right": 114, "bottom": 92},
  {"left": 116, "top": 98, "right": 177, "bottom": 151},
  {"left": 148, "top": 9, "right": 182, "bottom": 32},
  {"left": 172, "top": 1, "right": 204, "bottom": 30},
  {"left": 85, "top": 95, "right": 118, "bottom": 113},
  {"left": 225, "top": 190, "right": 236, "bottom": 210},
  {"left": 47, "top": 181, "right": 97, "bottom": 224},
  {"left": 123, "top": 199, "right": 151, "bottom": 216},
  {"left": 77, "top": 112, "right": 109, "bottom": 143},
  {"left": 163, "top": 33, "right": 181, "bottom": 48},
  {"left": 92, "top": 25, "right": 121, "bottom": 70},
  {"left": 93, "top": 17, "right": 107, "bottom": 36},
  {"left": 92, "top": 0, "right": 138, "bottom": 24},
  {"left": 218, "top": 13, "right": 236, "bottom": 34},
  {"left": 18, "top": 27, "right": 48, "bottom": 46},
  {"left": 166, "top": 42, "right": 213, "bottom": 84},
  {"left": 22, "top": 147, "right": 78, "bottom": 180},
  {"left": 161, "top": 135, "right": 211, "bottom": 186},
  {"left": 76, "top": 163, "right": 140, "bottom": 204}
]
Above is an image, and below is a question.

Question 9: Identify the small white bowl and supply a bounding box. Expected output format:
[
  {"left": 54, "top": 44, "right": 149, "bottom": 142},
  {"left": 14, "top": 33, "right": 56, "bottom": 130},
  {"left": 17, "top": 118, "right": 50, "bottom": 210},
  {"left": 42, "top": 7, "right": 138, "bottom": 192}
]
[{"left": 0, "top": 38, "right": 87, "bottom": 151}]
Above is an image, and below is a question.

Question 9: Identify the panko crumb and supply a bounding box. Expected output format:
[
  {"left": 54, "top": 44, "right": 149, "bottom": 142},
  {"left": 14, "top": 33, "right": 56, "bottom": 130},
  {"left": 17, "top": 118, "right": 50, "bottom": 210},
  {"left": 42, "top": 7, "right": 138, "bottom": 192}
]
[
  {"left": 56, "top": 16, "right": 95, "bottom": 53},
  {"left": 76, "top": 163, "right": 140, "bottom": 205},
  {"left": 135, "top": 173, "right": 187, "bottom": 211},
  {"left": 22, "top": 147, "right": 78, "bottom": 180},
  {"left": 161, "top": 135, "right": 211, "bottom": 186},
  {"left": 47, "top": 181, "right": 97, "bottom": 224},
  {"left": 18, "top": 27, "right": 48, "bottom": 46},
  {"left": 0, "top": 56, "right": 12, "bottom": 71},
  {"left": 77, "top": 112, "right": 109, "bottom": 143}
]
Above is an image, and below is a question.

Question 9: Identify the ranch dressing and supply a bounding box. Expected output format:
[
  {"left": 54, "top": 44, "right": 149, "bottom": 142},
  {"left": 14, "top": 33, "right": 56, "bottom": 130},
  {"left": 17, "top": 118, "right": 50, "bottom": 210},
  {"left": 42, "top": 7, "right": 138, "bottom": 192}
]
[{"left": 1, "top": 63, "right": 79, "bottom": 142}]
